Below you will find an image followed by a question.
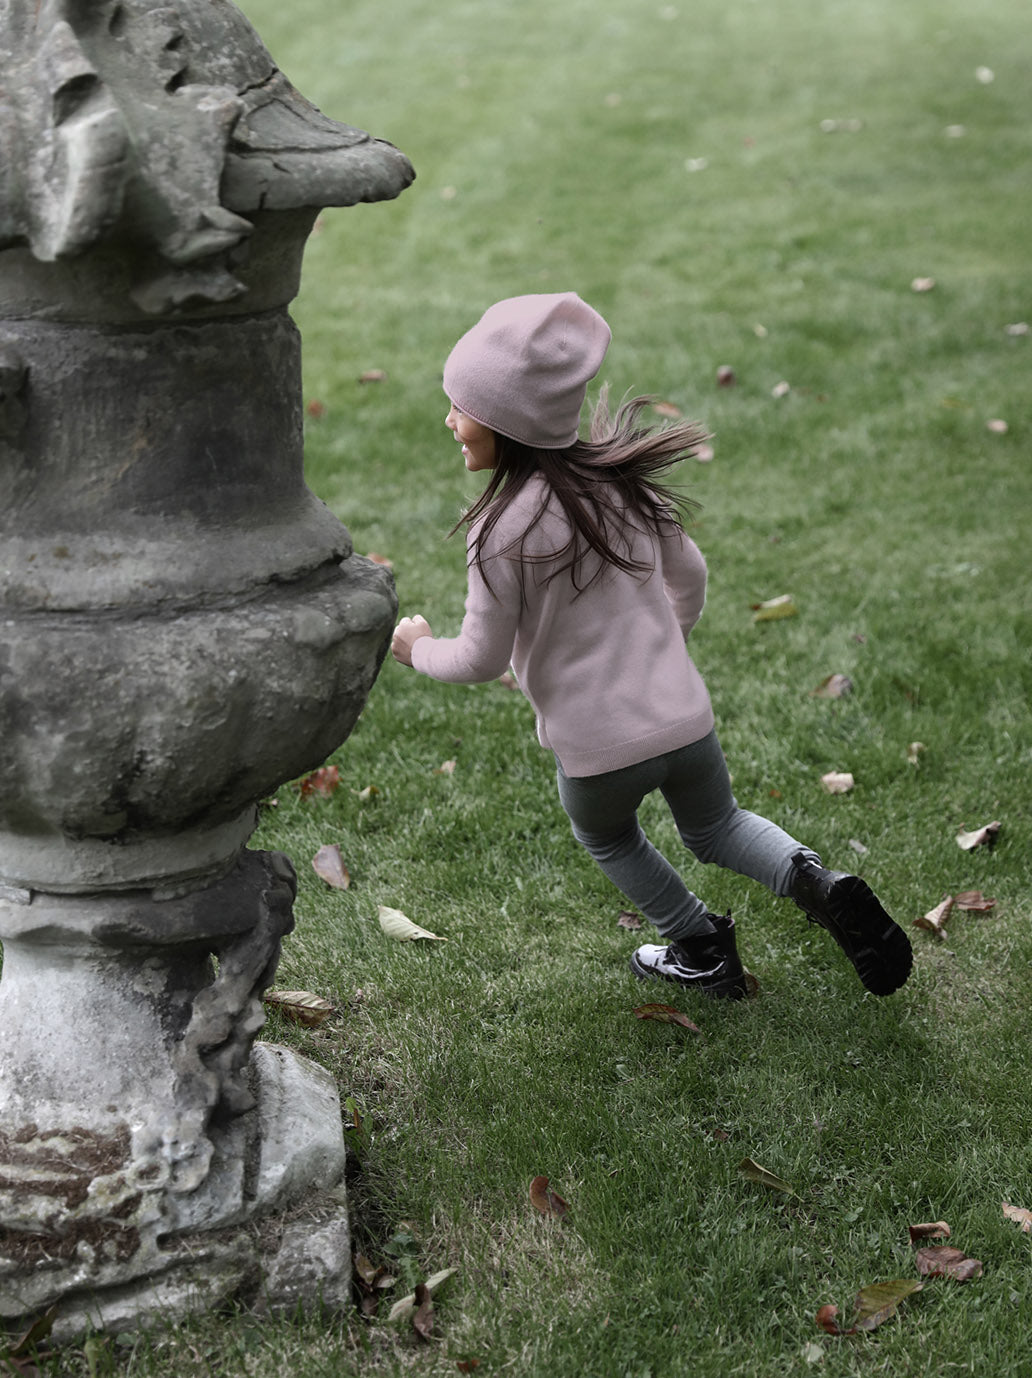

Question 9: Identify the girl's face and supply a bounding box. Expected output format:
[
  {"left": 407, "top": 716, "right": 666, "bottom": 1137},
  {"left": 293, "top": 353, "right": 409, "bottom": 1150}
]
[{"left": 446, "top": 403, "right": 496, "bottom": 472}]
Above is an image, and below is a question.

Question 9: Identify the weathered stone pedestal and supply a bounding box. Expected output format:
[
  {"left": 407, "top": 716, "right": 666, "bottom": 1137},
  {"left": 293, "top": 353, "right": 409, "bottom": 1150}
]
[{"left": 0, "top": 0, "right": 413, "bottom": 1336}]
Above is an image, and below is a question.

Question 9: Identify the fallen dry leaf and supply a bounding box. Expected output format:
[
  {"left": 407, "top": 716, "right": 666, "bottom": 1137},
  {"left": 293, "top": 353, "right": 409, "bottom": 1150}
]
[
  {"left": 305, "top": 398, "right": 326, "bottom": 419},
  {"left": 617, "top": 909, "right": 643, "bottom": 930},
  {"left": 817, "top": 1280, "right": 923, "bottom": 1335},
  {"left": 435, "top": 759, "right": 457, "bottom": 776},
  {"left": 653, "top": 400, "right": 682, "bottom": 418},
  {"left": 771, "top": 380, "right": 791, "bottom": 398},
  {"left": 299, "top": 765, "right": 341, "bottom": 798},
  {"left": 456, "top": 1363, "right": 480, "bottom": 1374},
  {"left": 1002, "top": 1201, "right": 1032, "bottom": 1233},
  {"left": 810, "top": 673, "right": 853, "bottom": 699},
  {"left": 353, "top": 1253, "right": 397, "bottom": 1316},
  {"left": 820, "top": 771, "right": 855, "bottom": 795},
  {"left": 738, "top": 1157, "right": 797, "bottom": 1196},
  {"left": 911, "top": 277, "right": 936, "bottom": 292},
  {"left": 412, "top": 1282, "right": 434, "bottom": 1341},
  {"left": 915, "top": 1246, "right": 983, "bottom": 1281},
  {"left": 852, "top": 1279, "right": 924, "bottom": 1330},
  {"left": 956, "top": 821, "right": 1001, "bottom": 851},
  {"left": 909, "top": 1220, "right": 951, "bottom": 1244},
  {"left": 915, "top": 894, "right": 954, "bottom": 938},
  {"left": 693, "top": 442, "right": 715, "bottom": 463},
  {"left": 953, "top": 890, "right": 996, "bottom": 912},
  {"left": 907, "top": 741, "right": 926, "bottom": 766},
  {"left": 357, "top": 784, "right": 380, "bottom": 802},
  {"left": 716, "top": 364, "right": 737, "bottom": 387},
  {"left": 358, "top": 369, "right": 388, "bottom": 383},
  {"left": 387, "top": 1267, "right": 457, "bottom": 1322},
  {"left": 1005, "top": 321, "right": 1029, "bottom": 336},
  {"left": 633, "top": 1003, "right": 701, "bottom": 1033},
  {"left": 312, "top": 843, "right": 350, "bottom": 890},
  {"left": 378, "top": 906, "right": 447, "bottom": 942},
  {"left": 529, "top": 1175, "right": 570, "bottom": 1220},
  {"left": 366, "top": 551, "right": 394, "bottom": 569},
  {"left": 986, "top": 418, "right": 1009, "bottom": 434},
  {"left": 752, "top": 593, "right": 798, "bottom": 622},
  {"left": 263, "top": 990, "right": 335, "bottom": 1028}
]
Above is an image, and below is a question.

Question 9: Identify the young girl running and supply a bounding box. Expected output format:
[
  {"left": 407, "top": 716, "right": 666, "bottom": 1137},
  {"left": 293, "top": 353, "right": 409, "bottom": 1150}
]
[{"left": 391, "top": 293, "right": 912, "bottom": 999}]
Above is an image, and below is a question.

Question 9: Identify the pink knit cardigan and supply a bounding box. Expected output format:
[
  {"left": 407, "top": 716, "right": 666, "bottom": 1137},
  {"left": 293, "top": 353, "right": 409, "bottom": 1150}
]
[{"left": 411, "top": 475, "right": 715, "bottom": 777}]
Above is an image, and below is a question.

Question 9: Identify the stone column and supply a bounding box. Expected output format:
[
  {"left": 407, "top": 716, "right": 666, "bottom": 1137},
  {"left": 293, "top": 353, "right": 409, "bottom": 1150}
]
[{"left": 0, "top": 0, "right": 413, "bottom": 1336}]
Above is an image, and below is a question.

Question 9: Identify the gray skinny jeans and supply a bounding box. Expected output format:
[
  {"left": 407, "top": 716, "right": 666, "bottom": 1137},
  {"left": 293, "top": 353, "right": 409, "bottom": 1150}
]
[{"left": 556, "top": 729, "right": 818, "bottom": 943}]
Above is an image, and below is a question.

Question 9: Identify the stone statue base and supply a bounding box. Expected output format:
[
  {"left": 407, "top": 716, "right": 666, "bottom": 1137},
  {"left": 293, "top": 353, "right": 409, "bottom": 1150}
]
[{"left": 2, "top": 1041, "right": 351, "bottom": 1342}]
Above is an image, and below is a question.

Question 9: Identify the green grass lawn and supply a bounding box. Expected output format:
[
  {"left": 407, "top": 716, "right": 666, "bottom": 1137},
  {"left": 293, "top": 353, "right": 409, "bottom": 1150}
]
[{"left": 34, "top": 0, "right": 1032, "bottom": 1373}]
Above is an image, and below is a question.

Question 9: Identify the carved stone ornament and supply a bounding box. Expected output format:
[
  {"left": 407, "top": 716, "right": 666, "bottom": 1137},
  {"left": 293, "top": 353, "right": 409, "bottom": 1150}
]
[{"left": 0, "top": 0, "right": 413, "bottom": 1338}]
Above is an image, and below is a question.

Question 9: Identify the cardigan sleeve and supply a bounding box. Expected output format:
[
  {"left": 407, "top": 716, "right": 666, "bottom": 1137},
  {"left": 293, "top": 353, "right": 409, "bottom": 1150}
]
[
  {"left": 410, "top": 528, "right": 522, "bottom": 684},
  {"left": 660, "top": 526, "right": 708, "bottom": 638}
]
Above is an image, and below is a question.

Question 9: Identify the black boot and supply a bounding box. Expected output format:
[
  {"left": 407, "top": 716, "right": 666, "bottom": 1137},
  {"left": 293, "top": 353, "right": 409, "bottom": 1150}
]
[
  {"left": 789, "top": 851, "right": 912, "bottom": 995},
  {"left": 630, "top": 913, "right": 749, "bottom": 1000}
]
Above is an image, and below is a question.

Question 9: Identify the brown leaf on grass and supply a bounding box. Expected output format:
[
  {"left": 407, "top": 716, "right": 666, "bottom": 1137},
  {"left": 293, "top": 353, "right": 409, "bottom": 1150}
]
[
  {"left": 435, "top": 759, "right": 457, "bottom": 776},
  {"left": 693, "top": 442, "right": 715, "bottom": 463},
  {"left": 456, "top": 1363, "right": 480, "bottom": 1374},
  {"left": 653, "top": 400, "right": 682, "bottom": 418},
  {"left": 305, "top": 398, "right": 326, "bottom": 419},
  {"left": 915, "top": 1246, "right": 983, "bottom": 1281},
  {"left": 262, "top": 990, "right": 335, "bottom": 1027},
  {"left": 412, "top": 1283, "right": 434, "bottom": 1341},
  {"left": 633, "top": 1003, "right": 701, "bottom": 1034},
  {"left": 353, "top": 1253, "right": 397, "bottom": 1316},
  {"left": 359, "top": 369, "right": 388, "bottom": 383},
  {"left": 820, "top": 771, "right": 855, "bottom": 795},
  {"left": 357, "top": 784, "right": 380, "bottom": 802},
  {"left": 497, "top": 671, "right": 519, "bottom": 690},
  {"left": 907, "top": 741, "right": 926, "bottom": 766},
  {"left": 366, "top": 551, "right": 394, "bottom": 568},
  {"left": 312, "top": 843, "right": 350, "bottom": 890},
  {"left": 816, "top": 1280, "right": 923, "bottom": 1335},
  {"left": 738, "top": 1157, "right": 797, "bottom": 1196},
  {"left": 954, "top": 890, "right": 997, "bottom": 912},
  {"left": 914, "top": 894, "right": 954, "bottom": 938},
  {"left": 752, "top": 593, "right": 798, "bottom": 621},
  {"left": 956, "top": 820, "right": 1001, "bottom": 851},
  {"left": 1003, "top": 1201, "right": 1032, "bottom": 1233},
  {"left": 810, "top": 673, "right": 853, "bottom": 699},
  {"left": 909, "top": 1220, "right": 951, "bottom": 1244},
  {"left": 743, "top": 971, "right": 761, "bottom": 998},
  {"left": 716, "top": 365, "right": 737, "bottom": 387},
  {"left": 617, "top": 909, "right": 643, "bottom": 930},
  {"left": 911, "top": 277, "right": 936, "bottom": 292},
  {"left": 529, "top": 1175, "right": 570, "bottom": 1219},
  {"left": 815, "top": 1303, "right": 845, "bottom": 1334},
  {"left": 986, "top": 418, "right": 1009, "bottom": 434},
  {"left": 853, "top": 1279, "right": 924, "bottom": 1330},
  {"left": 387, "top": 1268, "right": 457, "bottom": 1322},
  {"left": 299, "top": 765, "right": 341, "bottom": 798}
]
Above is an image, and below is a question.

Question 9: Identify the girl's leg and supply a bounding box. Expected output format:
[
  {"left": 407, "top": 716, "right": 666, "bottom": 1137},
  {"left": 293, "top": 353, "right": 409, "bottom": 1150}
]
[
  {"left": 556, "top": 757, "right": 715, "bottom": 941},
  {"left": 656, "top": 730, "right": 819, "bottom": 893}
]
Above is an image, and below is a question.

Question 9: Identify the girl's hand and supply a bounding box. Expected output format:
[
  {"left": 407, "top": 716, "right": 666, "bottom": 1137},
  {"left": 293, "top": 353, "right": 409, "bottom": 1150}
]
[{"left": 391, "top": 614, "right": 433, "bottom": 667}]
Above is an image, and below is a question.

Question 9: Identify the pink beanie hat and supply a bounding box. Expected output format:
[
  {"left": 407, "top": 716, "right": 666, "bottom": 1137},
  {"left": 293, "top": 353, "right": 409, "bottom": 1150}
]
[{"left": 443, "top": 292, "right": 611, "bottom": 449}]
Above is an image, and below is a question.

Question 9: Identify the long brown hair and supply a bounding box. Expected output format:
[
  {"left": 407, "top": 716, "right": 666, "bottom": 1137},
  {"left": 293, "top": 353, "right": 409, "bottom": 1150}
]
[{"left": 451, "top": 387, "right": 709, "bottom": 593}]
